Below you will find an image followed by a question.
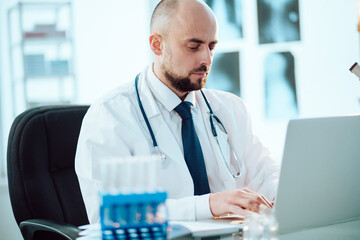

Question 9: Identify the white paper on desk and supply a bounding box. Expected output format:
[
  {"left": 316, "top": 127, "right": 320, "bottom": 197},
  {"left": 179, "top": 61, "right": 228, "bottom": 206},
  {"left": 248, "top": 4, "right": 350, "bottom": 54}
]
[
  {"left": 78, "top": 223, "right": 101, "bottom": 236},
  {"left": 170, "top": 220, "right": 241, "bottom": 237},
  {"left": 76, "top": 223, "right": 102, "bottom": 240},
  {"left": 77, "top": 221, "right": 241, "bottom": 239}
]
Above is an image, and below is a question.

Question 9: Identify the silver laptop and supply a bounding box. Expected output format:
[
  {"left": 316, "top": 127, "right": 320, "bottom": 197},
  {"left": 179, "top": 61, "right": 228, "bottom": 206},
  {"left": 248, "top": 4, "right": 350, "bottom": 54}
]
[{"left": 275, "top": 114, "right": 360, "bottom": 234}]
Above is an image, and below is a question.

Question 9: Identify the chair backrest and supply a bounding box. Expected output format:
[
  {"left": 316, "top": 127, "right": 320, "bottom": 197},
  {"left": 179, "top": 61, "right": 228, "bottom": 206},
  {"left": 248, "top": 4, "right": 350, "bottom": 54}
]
[{"left": 7, "top": 106, "right": 90, "bottom": 227}]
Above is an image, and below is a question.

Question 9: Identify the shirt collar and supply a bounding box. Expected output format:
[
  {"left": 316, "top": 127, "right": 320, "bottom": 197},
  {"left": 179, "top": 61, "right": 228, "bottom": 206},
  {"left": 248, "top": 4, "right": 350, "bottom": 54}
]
[{"left": 147, "top": 64, "right": 197, "bottom": 112}]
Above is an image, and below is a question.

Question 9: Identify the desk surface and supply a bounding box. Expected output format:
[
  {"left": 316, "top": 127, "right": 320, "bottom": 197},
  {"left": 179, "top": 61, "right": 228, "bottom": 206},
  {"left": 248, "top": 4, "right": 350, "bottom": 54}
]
[
  {"left": 78, "top": 218, "right": 360, "bottom": 240},
  {"left": 279, "top": 219, "right": 360, "bottom": 240},
  {"left": 77, "top": 219, "right": 241, "bottom": 240}
]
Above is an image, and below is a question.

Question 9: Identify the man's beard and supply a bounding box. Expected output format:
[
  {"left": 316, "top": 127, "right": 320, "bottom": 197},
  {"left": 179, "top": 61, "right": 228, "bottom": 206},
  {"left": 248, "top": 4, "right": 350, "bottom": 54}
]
[{"left": 164, "top": 65, "right": 210, "bottom": 92}]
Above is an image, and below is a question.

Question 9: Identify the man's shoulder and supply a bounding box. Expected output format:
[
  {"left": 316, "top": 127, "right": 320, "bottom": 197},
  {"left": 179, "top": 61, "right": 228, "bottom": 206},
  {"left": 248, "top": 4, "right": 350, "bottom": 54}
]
[
  {"left": 91, "top": 66, "right": 149, "bottom": 108},
  {"left": 93, "top": 81, "right": 133, "bottom": 106},
  {"left": 85, "top": 81, "right": 135, "bottom": 117}
]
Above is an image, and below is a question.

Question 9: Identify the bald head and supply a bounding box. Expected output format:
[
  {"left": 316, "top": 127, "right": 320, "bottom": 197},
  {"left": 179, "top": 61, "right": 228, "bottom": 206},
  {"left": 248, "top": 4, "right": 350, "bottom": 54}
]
[
  {"left": 149, "top": 0, "right": 218, "bottom": 99},
  {"left": 150, "top": 0, "right": 178, "bottom": 34},
  {"left": 150, "top": 0, "right": 216, "bottom": 35}
]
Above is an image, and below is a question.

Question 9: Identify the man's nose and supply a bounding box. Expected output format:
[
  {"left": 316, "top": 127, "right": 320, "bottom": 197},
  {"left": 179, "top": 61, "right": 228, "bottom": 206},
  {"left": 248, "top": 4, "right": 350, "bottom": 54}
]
[{"left": 200, "top": 48, "right": 213, "bottom": 67}]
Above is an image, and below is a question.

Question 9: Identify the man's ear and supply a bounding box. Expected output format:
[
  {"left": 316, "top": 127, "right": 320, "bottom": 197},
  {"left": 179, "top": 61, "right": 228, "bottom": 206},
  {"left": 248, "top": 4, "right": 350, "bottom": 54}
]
[{"left": 149, "top": 33, "right": 162, "bottom": 56}]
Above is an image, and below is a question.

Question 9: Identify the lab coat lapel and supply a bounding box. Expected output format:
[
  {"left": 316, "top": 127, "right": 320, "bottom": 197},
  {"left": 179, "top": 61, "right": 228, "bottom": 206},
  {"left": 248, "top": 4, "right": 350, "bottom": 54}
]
[
  {"left": 154, "top": 121, "right": 185, "bottom": 167},
  {"left": 196, "top": 90, "right": 236, "bottom": 188},
  {"left": 196, "top": 90, "right": 222, "bottom": 157},
  {"left": 136, "top": 72, "right": 186, "bottom": 167}
]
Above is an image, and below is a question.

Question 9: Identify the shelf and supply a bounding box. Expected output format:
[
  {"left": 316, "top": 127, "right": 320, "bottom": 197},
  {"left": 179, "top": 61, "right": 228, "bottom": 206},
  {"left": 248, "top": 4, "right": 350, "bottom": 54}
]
[
  {"left": 23, "top": 37, "right": 72, "bottom": 44},
  {"left": 10, "top": 38, "right": 73, "bottom": 49},
  {"left": 9, "top": 2, "right": 71, "bottom": 9},
  {"left": 28, "top": 100, "right": 72, "bottom": 109},
  {"left": 25, "top": 74, "right": 73, "bottom": 79},
  {"left": 8, "top": 1, "right": 77, "bottom": 115}
]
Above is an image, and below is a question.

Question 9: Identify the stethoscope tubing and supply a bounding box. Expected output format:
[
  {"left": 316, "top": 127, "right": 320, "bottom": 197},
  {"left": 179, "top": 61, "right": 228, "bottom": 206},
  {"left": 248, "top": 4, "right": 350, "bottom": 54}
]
[
  {"left": 135, "top": 74, "right": 221, "bottom": 144},
  {"left": 134, "top": 73, "right": 241, "bottom": 178},
  {"left": 135, "top": 73, "right": 158, "bottom": 148}
]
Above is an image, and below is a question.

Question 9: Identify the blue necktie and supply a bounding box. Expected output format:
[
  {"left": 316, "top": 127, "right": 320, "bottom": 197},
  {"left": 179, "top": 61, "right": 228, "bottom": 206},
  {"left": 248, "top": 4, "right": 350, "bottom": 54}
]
[{"left": 174, "top": 101, "right": 210, "bottom": 195}]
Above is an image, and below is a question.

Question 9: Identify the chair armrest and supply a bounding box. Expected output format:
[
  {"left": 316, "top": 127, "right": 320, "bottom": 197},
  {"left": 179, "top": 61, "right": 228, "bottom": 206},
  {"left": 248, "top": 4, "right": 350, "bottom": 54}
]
[{"left": 19, "top": 219, "right": 82, "bottom": 240}]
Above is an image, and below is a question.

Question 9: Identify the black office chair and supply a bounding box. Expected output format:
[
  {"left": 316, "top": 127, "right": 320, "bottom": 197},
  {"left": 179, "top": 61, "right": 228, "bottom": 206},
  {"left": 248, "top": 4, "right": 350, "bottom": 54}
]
[{"left": 7, "top": 105, "right": 90, "bottom": 240}]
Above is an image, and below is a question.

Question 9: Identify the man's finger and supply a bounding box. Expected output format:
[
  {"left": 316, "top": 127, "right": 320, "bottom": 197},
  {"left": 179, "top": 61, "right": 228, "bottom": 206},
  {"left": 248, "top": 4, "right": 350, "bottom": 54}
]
[
  {"left": 228, "top": 205, "right": 254, "bottom": 217},
  {"left": 238, "top": 189, "right": 272, "bottom": 208},
  {"left": 236, "top": 197, "right": 263, "bottom": 212},
  {"left": 258, "top": 194, "right": 272, "bottom": 208}
]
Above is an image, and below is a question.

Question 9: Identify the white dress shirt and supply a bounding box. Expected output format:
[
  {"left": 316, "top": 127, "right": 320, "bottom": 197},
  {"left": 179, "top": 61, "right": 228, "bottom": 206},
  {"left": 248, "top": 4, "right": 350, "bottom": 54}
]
[{"left": 146, "top": 66, "right": 227, "bottom": 193}]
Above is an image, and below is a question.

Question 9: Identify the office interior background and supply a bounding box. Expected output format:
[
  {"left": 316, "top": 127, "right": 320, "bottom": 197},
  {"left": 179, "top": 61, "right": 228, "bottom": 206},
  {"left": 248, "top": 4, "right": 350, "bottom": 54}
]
[{"left": 0, "top": 0, "right": 359, "bottom": 238}]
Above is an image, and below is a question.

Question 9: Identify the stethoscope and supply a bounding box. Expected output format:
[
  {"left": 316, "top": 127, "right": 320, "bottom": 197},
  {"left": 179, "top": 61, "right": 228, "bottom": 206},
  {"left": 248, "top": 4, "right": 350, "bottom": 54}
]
[{"left": 135, "top": 73, "right": 242, "bottom": 178}]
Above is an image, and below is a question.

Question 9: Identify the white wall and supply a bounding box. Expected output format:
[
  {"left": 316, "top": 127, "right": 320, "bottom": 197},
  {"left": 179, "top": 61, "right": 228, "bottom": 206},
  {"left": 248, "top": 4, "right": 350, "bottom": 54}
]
[
  {"left": 73, "top": 0, "right": 360, "bottom": 162},
  {"left": 74, "top": 0, "right": 151, "bottom": 103},
  {"left": 0, "top": 0, "right": 22, "bottom": 238},
  {"left": 227, "top": 0, "right": 360, "bottom": 161},
  {"left": 1, "top": 0, "right": 360, "bottom": 239}
]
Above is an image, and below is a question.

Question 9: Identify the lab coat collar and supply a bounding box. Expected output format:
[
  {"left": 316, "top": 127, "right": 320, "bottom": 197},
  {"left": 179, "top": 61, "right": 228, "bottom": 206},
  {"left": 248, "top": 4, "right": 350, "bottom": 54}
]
[
  {"left": 135, "top": 65, "right": 162, "bottom": 120},
  {"left": 195, "top": 89, "right": 221, "bottom": 114},
  {"left": 196, "top": 89, "right": 236, "bottom": 188},
  {"left": 147, "top": 65, "right": 180, "bottom": 112}
]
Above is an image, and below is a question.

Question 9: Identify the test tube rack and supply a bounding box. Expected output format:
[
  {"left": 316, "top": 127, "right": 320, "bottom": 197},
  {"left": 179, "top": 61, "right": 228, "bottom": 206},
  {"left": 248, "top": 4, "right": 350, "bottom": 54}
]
[{"left": 100, "top": 191, "right": 168, "bottom": 240}]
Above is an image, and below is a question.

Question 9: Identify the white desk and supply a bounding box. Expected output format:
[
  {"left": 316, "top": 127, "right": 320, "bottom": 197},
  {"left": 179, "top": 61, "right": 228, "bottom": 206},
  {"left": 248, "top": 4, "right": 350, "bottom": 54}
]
[
  {"left": 78, "top": 218, "right": 360, "bottom": 240},
  {"left": 279, "top": 219, "right": 360, "bottom": 240},
  {"left": 179, "top": 218, "right": 360, "bottom": 240}
]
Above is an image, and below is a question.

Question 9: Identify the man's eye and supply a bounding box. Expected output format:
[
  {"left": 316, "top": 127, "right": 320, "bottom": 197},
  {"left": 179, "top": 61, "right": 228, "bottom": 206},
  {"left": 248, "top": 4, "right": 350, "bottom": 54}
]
[
  {"left": 188, "top": 45, "right": 199, "bottom": 50},
  {"left": 209, "top": 44, "right": 216, "bottom": 51}
]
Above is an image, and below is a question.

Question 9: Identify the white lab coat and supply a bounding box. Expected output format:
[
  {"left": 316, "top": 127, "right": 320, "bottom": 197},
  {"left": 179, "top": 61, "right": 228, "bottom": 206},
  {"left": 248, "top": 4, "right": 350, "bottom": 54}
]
[{"left": 75, "top": 66, "right": 279, "bottom": 223}]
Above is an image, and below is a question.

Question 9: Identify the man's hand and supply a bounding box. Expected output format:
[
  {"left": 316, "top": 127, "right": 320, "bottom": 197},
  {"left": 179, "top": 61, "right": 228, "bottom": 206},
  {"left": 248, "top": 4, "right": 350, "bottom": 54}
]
[{"left": 209, "top": 188, "right": 272, "bottom": 217}]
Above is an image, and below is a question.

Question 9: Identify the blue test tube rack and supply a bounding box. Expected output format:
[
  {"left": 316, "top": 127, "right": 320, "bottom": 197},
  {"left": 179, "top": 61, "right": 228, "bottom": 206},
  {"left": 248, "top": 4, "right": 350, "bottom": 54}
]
[{"left": 100, "top": 191, "right": 168, "bottom": 240}]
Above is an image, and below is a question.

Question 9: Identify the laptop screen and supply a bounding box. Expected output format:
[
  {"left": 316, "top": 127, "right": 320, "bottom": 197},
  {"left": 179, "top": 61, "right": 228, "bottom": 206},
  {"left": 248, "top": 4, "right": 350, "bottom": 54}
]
[{"left": 274, "top": 115, "right": 360, "bottom": 234}]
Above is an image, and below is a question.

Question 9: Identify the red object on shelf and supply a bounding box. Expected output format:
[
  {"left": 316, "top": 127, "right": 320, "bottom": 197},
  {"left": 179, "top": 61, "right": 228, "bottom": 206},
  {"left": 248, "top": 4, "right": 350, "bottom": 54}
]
[
  {"left": 24, "top": 32, "right": 47, "bottom": 38},
  {"left": 23, "top": 30, "right": 66, "bottom": 39}
]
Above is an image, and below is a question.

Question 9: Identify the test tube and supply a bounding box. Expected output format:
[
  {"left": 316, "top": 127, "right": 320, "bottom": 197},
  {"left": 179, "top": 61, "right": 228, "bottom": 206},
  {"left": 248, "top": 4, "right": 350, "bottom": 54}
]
[
  {"left": 103, "top": 205, "right": 114, "bottom": 228},
  {"left": 155, "top": 202, "right": 167, "bottom": 224},
  {"left": 117, "top": 157, "right": 132, "bottom": 194},
  {"left": 115, "top": 204, "right": 127, "bottom": 226},
  {"left": 144, "top": 155, "right": 162, "bottom": 193},
  {"left": 131, "top": 156, "right": 145, "bottom": 193},
  {"left": 100, "top": 159, "right": 109, "bottom": 192},
  {"left": 115, "top": 157, "right": 132, "bottom": 226},
  {"left": 100, "top": 158, "right": 119, "bottom": 193},
  {"left": 145, "top": 203, "right": 155, "bottom": 224}
]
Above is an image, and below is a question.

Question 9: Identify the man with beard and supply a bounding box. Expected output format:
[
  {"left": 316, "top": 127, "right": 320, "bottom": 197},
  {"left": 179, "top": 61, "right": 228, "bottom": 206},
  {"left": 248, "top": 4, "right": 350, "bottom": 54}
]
[{"left": 75, "top": 0, "right": 279, "bottom": 223}]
